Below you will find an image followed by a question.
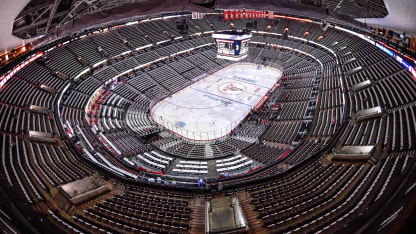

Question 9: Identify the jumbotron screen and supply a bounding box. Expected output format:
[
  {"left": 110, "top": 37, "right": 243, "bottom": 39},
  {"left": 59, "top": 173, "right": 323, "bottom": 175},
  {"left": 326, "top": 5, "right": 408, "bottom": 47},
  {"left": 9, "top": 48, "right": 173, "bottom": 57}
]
[{"left": 213, "top": 30, "right": 251, "bottom": 61}]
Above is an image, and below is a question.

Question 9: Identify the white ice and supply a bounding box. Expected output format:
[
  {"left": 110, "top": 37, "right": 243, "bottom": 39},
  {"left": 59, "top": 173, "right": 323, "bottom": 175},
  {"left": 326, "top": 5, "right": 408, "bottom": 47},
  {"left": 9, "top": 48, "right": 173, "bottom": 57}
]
[{"left": 150, "top": 63, "right": 282, "bottom": 141}]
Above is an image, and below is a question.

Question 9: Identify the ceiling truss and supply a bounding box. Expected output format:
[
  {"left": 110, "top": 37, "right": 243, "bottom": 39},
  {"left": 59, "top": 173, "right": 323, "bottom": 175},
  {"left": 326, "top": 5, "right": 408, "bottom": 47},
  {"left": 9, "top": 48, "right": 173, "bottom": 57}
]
[
  {"left": 12, "top": 0, "right": 147, "bottom": 39},
  {"left": 12, "top": 0, "right": 388, "bottom": 40}
]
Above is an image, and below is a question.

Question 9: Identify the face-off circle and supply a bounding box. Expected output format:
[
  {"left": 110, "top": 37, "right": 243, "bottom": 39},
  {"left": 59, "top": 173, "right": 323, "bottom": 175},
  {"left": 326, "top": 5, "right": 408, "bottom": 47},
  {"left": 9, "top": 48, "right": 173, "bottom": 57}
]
[
  {"left": 196, "top": 113, "right": 232, "bottom": 132},
  {"left": 218, "top": 82, "right": 247, "bottom": 95}
]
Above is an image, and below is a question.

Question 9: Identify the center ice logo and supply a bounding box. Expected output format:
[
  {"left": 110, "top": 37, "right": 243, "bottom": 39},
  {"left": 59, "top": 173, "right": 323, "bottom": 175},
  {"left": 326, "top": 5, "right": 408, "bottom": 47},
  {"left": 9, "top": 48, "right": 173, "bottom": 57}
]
[{"left": 218, "top": 82, "right": 246, "bottom": 95}]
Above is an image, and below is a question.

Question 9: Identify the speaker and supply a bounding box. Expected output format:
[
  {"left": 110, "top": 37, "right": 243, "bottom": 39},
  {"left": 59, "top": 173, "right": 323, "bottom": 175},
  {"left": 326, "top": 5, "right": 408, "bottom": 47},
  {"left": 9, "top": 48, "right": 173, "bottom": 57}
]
[
  {"left": 253, "top": 21, "right": 257, "bottom": 30},
  {"left": 175, "top": 19, "right": 187, "bottom": 26},
  {"left": 246, "top": 22, "right": 253, "bottom": 30},
  {"left": 176, "top": 19, "right": 188, "bottom": 35},
  {"left": 177, "top": 24, "right": 188, "bottom": 31}
]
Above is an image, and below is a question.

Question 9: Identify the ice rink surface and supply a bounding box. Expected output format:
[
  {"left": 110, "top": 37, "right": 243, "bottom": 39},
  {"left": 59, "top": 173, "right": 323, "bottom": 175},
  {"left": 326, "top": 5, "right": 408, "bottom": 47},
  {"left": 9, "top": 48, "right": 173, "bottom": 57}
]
[{"left": 151, "top": 63, "right": 282, "bottom": 141}]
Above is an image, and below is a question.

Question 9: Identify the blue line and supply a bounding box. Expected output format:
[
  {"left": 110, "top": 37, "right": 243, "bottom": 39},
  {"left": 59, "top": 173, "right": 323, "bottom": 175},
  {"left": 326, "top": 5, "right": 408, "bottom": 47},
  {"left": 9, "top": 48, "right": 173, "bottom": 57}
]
[{"left": 190, "top": 87, "right": 252, "bottom": 107}]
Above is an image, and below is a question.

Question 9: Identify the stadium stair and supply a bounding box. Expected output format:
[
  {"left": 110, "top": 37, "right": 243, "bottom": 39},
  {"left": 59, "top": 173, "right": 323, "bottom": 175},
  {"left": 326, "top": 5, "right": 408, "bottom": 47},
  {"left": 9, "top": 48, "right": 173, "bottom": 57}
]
[
  {"left": 207, "top": 160, "right": 218, "bottom": 179},
  {"left": 253, "top": 48, "right": 264, "bottom": 64},
  {"left": 237, "top": 192, "right": 267, "bottom": 234},
  {"left": 189, "top": 198, "right": 206, "bottom": 234},
  {"left": 164, "top": 158, "right": 180, "bottom": 175},
  {"left": 204, "top": 144, "right": 213, "bottom": 158},
  {"left": 124, "top": 83, "right": 144, "bottom": 96}
]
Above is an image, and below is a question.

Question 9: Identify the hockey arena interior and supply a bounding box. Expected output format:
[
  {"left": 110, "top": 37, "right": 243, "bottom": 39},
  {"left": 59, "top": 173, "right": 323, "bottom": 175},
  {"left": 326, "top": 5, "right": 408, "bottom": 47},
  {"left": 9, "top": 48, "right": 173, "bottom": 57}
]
[{"left": 1, "top": 0, "right": 416, "bottom": 233}]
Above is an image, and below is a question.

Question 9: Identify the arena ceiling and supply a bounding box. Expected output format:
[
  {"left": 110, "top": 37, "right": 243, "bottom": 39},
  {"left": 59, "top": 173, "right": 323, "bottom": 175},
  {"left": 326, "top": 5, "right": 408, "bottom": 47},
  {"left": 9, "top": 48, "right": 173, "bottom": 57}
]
[{"left": 0, "top": 0, "right": 415, "bottom": 55}]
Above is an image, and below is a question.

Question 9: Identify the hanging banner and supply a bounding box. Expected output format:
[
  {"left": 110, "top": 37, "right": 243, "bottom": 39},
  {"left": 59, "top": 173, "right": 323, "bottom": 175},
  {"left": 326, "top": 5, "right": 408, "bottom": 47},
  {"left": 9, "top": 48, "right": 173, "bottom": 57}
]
[
  {"left": 239, "top": 10, "right": 244, "bottom": 19},
  {"left": 245, "top": 10, "right": 250, "bottom": 19},
  {"left": 224, "top": 11, "right": 229, "bottom": 20}
]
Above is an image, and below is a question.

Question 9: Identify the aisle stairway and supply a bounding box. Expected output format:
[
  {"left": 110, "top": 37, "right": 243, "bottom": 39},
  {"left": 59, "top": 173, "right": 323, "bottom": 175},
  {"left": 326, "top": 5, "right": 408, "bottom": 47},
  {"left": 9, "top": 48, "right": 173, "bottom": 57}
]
[
  {"left": 207, "top": 160, "right": 218, "bottom": 179},
  {"left": 205, "top": 144, "right": 213, "bottom": 158},
  {"left": 237, "top": 192, "right": 267, "bottom": 234},
  {"left": 189, "top": 198, "right": 206, "bottom": 234}
]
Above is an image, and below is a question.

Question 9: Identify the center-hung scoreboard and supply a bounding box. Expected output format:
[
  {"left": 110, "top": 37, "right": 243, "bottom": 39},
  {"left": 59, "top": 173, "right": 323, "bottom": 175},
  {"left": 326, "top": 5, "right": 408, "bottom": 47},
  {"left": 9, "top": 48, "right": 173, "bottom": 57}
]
[{"left": 212, "top": 30, "right": 252, "bottom": 61}]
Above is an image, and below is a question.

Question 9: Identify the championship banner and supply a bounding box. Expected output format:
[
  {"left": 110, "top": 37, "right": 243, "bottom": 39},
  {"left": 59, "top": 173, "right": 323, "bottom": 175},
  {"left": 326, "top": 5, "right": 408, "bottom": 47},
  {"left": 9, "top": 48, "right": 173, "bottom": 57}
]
[
  {"left": 192, "top": 12, "right": 198, "bottom": 19},
  {"left": 230, "top": 10, "right": 235, "bottom": 20},
  {"left": 224, "top": 11, "right": 229, "bottom": 20},
  {"left": 198, "top": 12, "right": 204, "bottom": 19}
]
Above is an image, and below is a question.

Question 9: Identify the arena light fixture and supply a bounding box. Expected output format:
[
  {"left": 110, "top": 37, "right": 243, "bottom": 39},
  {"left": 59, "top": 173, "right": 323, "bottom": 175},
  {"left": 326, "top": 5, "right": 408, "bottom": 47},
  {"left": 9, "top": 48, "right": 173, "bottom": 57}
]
[
  {"left": 156, "top": 39, "right": 170, "bottom": 45},
  {"left": 135, "top": 44, "right": 152, "bottom": 51},
  {"left": 124, "top": 21, "right": 139, "bottom": 26},
  {"left": 0, "top": 52, "right": 42, "bottom": 90},
  {"left": 274, "top": 14, "right": 313, "bottom": 23}
]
